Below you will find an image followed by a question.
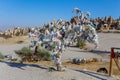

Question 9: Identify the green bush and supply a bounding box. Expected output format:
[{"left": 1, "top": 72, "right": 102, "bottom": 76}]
[
  {"left": 15, "top": 47, "right": 51, "bottom": 61},
  {"left": 0, "top": 52, "right": 4, "bottom": 59},
  {"left": 37, "top": 48, "right": 51, "bottom": 61},
  {"left": 15, "top": 47, "right": 34, "bottom": 57},
  {"left": 76, "top": 39, "right": 86, "bottom": 48}
]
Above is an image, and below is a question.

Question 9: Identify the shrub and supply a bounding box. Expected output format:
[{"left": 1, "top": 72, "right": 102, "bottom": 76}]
[
  {"left": 0, "top": 52, "right": 4, "bottom": 59},
  {"left": 15, "top": 47, "right": 34, "bottom": 57},
  {"left": 15, "top": 47, "right": 34, "bottom": 62},
  {"left": 15, "top": 47, "right": 51, "bottom": 61},
  {"left": 37, "top": 48, "right": 51, "bottom": 61},
  {"left": 76, "top": 39, "right": 86, "bottom": 48}
]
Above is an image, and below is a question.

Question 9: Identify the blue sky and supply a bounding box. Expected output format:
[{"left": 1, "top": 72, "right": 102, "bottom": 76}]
[{"left": 0, "top": 0, "right": 120, "bottom": 31}]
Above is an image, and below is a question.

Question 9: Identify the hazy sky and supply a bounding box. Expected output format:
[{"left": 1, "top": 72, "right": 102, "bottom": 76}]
[{"left": 0, "top": 0, "right": 120, "bottom": 30}]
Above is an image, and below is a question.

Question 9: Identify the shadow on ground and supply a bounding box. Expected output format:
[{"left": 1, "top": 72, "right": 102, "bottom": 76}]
[
  {"left": 89, "top": 50, "right": 110, "bottom": 54},
  {"left": 0, "top": 60, "right": 48, "bottom": 70},
  {"left": 72, "top": 69, "right": 109, "bottom": 80},
  {"left": 69, "top": 48, "right": 110, "bottom": 54}
]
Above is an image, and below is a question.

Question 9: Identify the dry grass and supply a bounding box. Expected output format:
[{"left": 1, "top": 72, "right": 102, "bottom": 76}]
[
  {"left": 64, "top": 61, "right": 120, "bottom": 75},
  {"left": 0, "top": 36, "right": 29, "bottom": 44},
  {"left": 24, "top": 60, "right": 120, "bottom": 76}
]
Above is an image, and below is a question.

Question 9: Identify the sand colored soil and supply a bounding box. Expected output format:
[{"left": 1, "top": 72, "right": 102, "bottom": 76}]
[
  {"left": 24, "top": 60, "right": 120, "bottom": 76},
  {"left": 0, "top": 33, "right": 120, "bottom": 80},
  {"left": 0, "top": 36, "right": 29, "bottom": 45}
]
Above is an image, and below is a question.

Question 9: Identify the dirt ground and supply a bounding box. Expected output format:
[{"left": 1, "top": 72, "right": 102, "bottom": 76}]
[
  {"left": 24, "top": 60, "right": 120, "bottom": 76},
  {"left": 0, "top": 33, "right": 120, "bottom": 77},
  {"left": 0, "top": 36, "right": 29, "bottom": 45}
]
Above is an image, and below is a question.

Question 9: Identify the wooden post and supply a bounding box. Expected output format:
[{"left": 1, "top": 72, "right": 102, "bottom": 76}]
[
  {"left": 114, "top": 57, "right": 120, "bottom": 71},
  {"left": 109, "top": 48, "right": 114, "bottom": 76},
  {"left": 109, "top": 47, "right": 120, "bottom": 76},
  {"left": 109, "top": 56, "right": 113, "bottom": 76}
]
